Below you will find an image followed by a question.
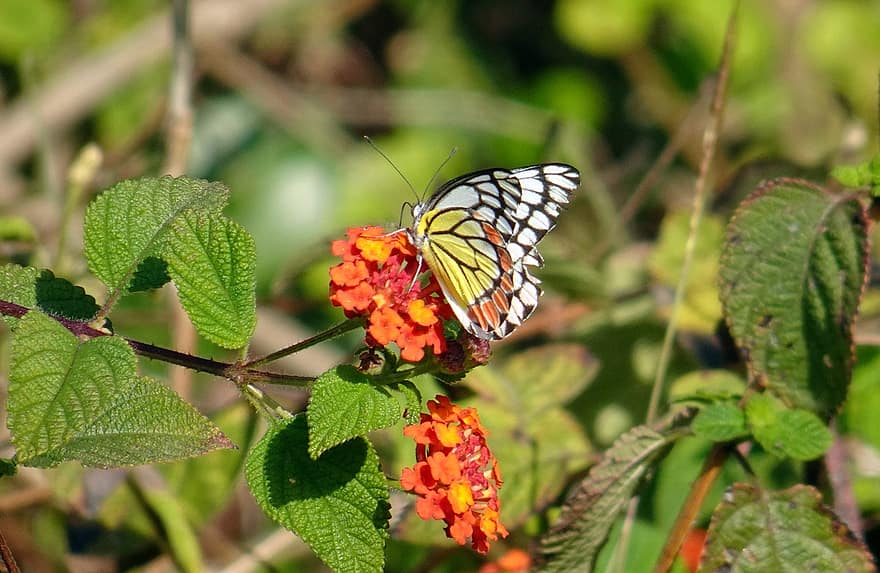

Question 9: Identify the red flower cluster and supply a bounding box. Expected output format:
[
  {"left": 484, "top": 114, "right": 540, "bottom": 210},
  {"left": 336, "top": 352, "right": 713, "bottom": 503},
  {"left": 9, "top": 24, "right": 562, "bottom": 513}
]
[
  {"left": 329, "top": 226, "right": 453, "bottom": 362},
  {"left": 401, "top": 395, "right": 507, "bottom": 554}
]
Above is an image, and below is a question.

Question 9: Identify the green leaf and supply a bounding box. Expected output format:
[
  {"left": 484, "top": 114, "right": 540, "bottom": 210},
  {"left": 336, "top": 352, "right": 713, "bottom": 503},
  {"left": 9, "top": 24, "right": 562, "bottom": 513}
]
[
  {"left": 308, "top": 366, "right": 402, "bottom": 458},
  {"left": 669, "top": 370, "right": 746, "bottom": 404},
  {"left": 700, "top": 484, "right": 874, "bottom": 572},
  {"left": 540, "top": 413, "right": 689, "bottom": 572},
  {"left": 392, "top": 381, "right": 423, "bottom": 425},
  {"left": 8, "top": 311, "right": 233, "bottom": 468},
  {"left": 163, "top": 401, "right": 257, "bottom": 524},
  {"left": 692, "top": 402, "right": 749, "bottom": 442},
  {"left": 0, "top": 458, "right": 17, "bottom": 477},
  {"left": 245, "top": 416, "right": 389, "bottom": 573},
  {"left": 83, "top": 176, "right": 227, "bottom": 300},
  {"left": 746, "top": 394, "right": 833, "bottom": 461},
  {"left": 719, "top": 179, "right": 868, "bottom": 416},
  {"left": 161, "top": 210, "right": 256, "bottom": 349},
  {"left": 128, "top": 256, "right": 171, "bottom": 292},
  {"left": 0, "top": 263, "right": 39, "bottom": 328},
  {"left": 34, "top": 270, "right": 100, "bottom": 321}
]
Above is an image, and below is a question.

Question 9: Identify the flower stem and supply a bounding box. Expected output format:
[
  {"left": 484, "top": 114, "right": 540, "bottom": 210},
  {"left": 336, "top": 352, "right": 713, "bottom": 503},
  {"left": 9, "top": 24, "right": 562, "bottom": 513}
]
[{"left": 242, "top": 317, "right": 365, "bottom": 368}]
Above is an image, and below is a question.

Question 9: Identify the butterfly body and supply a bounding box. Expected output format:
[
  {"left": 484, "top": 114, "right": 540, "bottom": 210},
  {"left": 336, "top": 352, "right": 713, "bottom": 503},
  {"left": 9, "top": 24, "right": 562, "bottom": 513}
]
[{"left": 406, "top": 163, "right": 580, "bottom": 340}]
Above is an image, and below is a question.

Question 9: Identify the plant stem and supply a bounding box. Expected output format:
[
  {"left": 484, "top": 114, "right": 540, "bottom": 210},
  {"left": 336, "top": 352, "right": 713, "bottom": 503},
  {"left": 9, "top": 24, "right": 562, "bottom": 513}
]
[
  {"left": 0, "top": 525, "right": 20, "bottom": 573},
  {"left": 652, "top": 444, "right": 729, "bottom": 573},
  {"left": 0, "top": 299, "right": 312, "bottom": 386},
  {"left": 645, "top": 1, "right": 737, "bottom": 426},
  {"left": 243, "top": 317, "right": 364, "bottom": 368}
]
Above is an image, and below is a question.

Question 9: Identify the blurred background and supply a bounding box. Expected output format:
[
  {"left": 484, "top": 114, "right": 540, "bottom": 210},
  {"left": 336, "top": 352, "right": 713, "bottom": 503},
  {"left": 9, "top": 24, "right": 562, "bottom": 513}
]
[{"left": 1, "top": 0, "right": 880, "bottom": 571}]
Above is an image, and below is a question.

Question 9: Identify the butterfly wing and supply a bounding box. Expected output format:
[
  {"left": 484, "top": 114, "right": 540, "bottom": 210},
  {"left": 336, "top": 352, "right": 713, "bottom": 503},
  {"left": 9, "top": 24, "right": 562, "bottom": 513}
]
[{"left": 416, "top": 163, "right": 580, "bottom": 339}]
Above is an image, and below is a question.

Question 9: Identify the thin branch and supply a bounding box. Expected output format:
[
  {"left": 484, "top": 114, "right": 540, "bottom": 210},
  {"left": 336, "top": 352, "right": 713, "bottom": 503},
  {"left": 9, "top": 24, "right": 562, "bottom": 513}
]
[
  {"left": 0, "top": 526, "right": 20, "bottom": 573},
  {"left": 243, "top": 317, "right": 364, "bottom": 368},
  {"left": 646, "top": 3, "right": 738, "bottom": 425},
  {"left": 652, "top": 444, "right": 729, "bottom": 573},
  {"left": 616, "top": 4, "right": 739, "bottom": 569},
  {"left": 0, "top": 299, "right": 312, "bottom": 386}
]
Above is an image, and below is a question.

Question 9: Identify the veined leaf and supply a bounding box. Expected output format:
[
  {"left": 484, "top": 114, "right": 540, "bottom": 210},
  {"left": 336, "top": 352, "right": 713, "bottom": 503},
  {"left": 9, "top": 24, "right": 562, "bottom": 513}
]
[
  {"left": 161, "top": 210, "right": 256, "bottom": 349},
  {"left": 700, "top": 484, "right": 874, "bottom": 572},
  {"left": 719, "top": 179, "right": 868, "bottom": 416},
  {"left": 692, "top": 401, "right": 749, "bottom": 442},
  {"left": 8, "top": 311, "right": 233, "bottom": 468},
  {"left": 245, "top": 416, "right": 389, "bottom": 573},
  {"left": 0, "top": 263, "right": 39, "bottom": 328},
  {"left": 307, "top": 365, "right": 402, "bottom": 458},
  {"left": 34, "top": 270, "right": 100, "bottom": 321},
  {"left": 83, "top": 176, "right": 227, "bottom": 300},
  {"left": 540, "top": 412, "right": 690, "bottom": 572},
  {"left": 746, "top": 394, "right": 832, "bottom": 461}
]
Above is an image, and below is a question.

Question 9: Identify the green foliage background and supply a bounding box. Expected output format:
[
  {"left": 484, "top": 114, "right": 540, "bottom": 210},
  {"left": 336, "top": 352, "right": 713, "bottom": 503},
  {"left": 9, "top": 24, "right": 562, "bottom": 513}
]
[{"left": 1, "top": 0, "right": 880, "bottom": 571}]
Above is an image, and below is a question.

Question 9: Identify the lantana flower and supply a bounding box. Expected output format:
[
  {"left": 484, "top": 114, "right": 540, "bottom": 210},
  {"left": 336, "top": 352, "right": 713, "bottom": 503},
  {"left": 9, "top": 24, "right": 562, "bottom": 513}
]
[
  {"left": 329, "top": 226, "right": 454, "bottom": 362},
  {"left": 401, "top": 395, "right": 508, "bottom": 554}
]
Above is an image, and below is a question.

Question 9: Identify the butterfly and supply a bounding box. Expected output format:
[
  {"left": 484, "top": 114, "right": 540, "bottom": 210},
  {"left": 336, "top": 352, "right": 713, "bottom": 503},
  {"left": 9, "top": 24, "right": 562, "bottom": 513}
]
[{"left": 406, "top": 163, "right": 580, "bottom": 340}]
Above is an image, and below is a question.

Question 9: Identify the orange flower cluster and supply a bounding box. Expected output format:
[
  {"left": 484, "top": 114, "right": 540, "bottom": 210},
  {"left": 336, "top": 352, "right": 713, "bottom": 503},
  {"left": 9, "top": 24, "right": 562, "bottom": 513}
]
[
  {"left": 401, "top": 395, "right": 507, "bottom": 554},
  {"left": 477, "top": 548, "right": 531, "bottom": 573},
  {"left": 329, "top": 226, "right": 453, "bottom": 362}
]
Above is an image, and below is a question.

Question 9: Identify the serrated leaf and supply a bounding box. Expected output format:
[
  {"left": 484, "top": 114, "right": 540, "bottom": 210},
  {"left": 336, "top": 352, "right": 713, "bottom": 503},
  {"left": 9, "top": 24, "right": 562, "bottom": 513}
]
[
  {"left": 163, "top": 401, "right": 257, "bottom": 524},
  {"left": 700, "top": 484, "right": 874, "bottom": 572},
  {"left": 746, "top": 395, "right": 832, "bottom": 461},
  {"left": 83, "top": 176, "right": 228, "bottom": 299},
  {"left": 161, "top": 210, "right": 256, "bottom": 349},
  {"left": 34, "top": 270, "right": 99, "bottom": 321},
  {"left": 308, "top": 366, "right": 402, "bottom": 458},
  {"left": 719, "top": 179, "right": 868, "bottom": 416},
  {"left": 540, "top": 414, "right": 689, "bottom": 572},
  {"left": 8, "top": 311, "right": 233, "bottom": 468},
  {"left": 245, "top": 416, "right": 389, "bottom": 573},
  {"left": 692, "top": 402, "right": 749, "bottom": 442},
  {"left": 0, "top": 263, "right": 39, "bottom": 328},
  {"left": 392, "top": 381, "right": 423, "bottom": 425},
  {"left": 128, "top": 256, "right": 171, "bottom": 292}
]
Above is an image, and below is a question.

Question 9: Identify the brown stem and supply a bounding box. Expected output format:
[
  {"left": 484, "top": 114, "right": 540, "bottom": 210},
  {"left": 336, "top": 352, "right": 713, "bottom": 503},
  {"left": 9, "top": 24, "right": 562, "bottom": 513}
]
[
  {"left": 652, "top": 443, "right": 729, "bottom": 573},
  {"left": 0, "top": 299, "right": 312, "bottom": 386},
  {"left": 0, "top": 525, "right": 21, "bottom": 573},
  {"left": 825, "top": 419, "right": 863, "bottom": 539}
]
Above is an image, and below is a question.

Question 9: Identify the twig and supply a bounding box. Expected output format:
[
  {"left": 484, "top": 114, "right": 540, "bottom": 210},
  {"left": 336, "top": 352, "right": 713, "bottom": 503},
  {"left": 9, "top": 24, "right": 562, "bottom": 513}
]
[
  {"left": 645, "top": 3, "right": 738, "bottom": 425},
  {"left": 0, "top": 525, "right": 20, "bottom": 573},
  {"left": 614, "top": 4, "right": 739, "bottom": 570},
  {"left": 0, "top": 299, "right": 311, "bottom": 386},
  {"left": 243, "top": 317, "right": 364, "bottom": 368},
  {"left": 652, "top": 444, "right": 729, "bottom": 573}
]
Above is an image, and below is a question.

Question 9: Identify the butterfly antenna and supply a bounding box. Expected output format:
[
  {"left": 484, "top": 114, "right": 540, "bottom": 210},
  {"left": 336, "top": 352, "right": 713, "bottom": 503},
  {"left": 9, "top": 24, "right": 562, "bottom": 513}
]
[
  {"left": 421, "top": 146, "right": 458, "bottom": 202},
  {"left": 363, "top": 136, "right": 420, "bottom": 203},
  {"left": 397, "top": 200, "right": 412, "bottom": 228}
]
